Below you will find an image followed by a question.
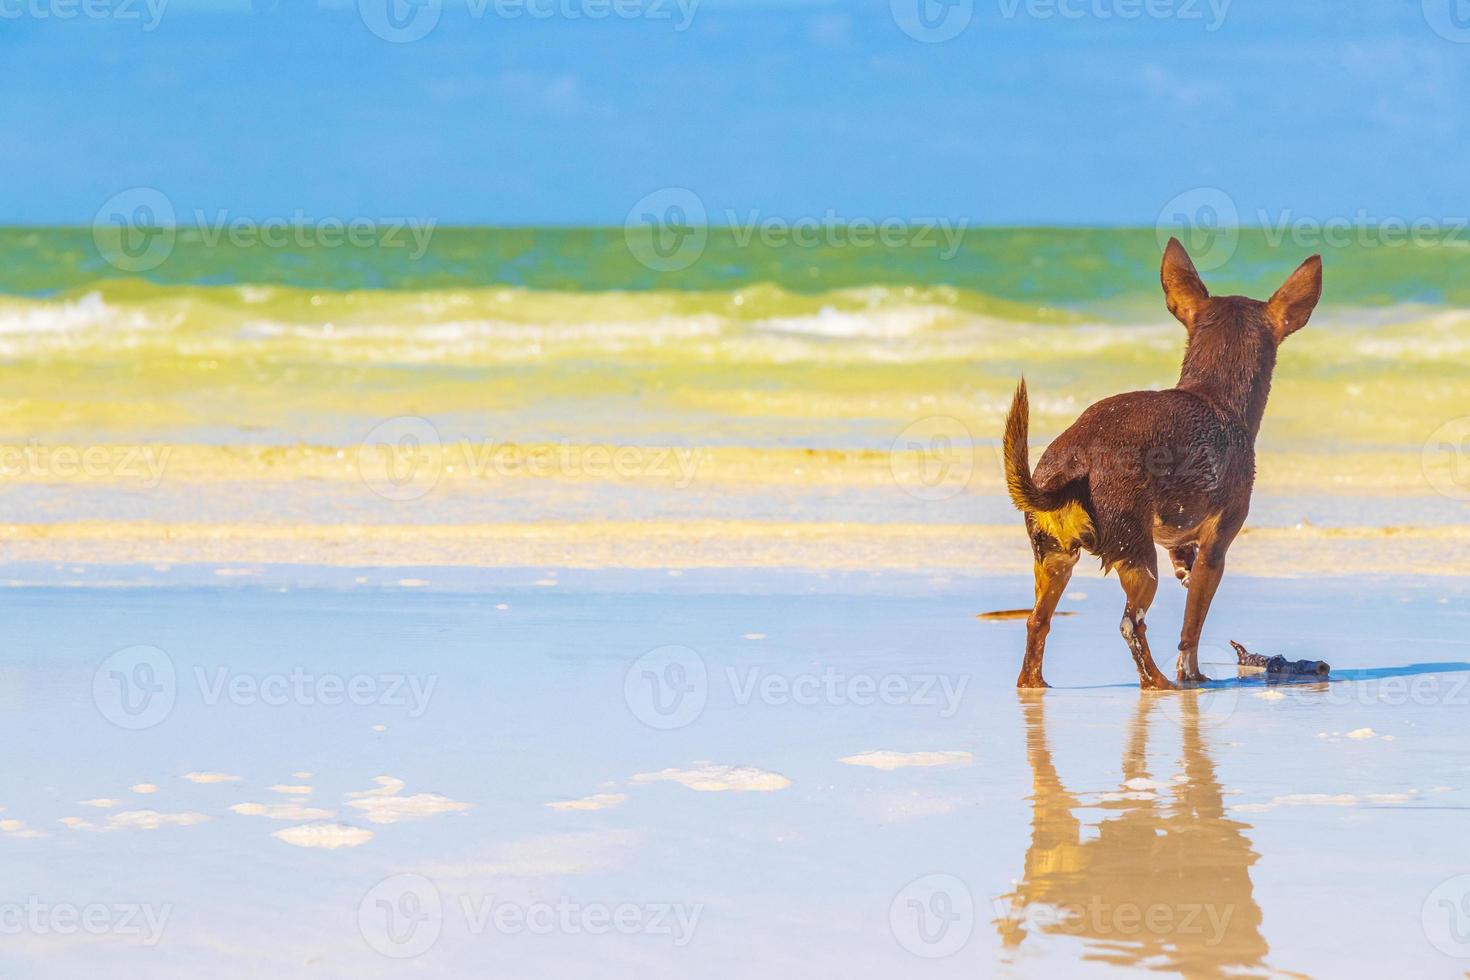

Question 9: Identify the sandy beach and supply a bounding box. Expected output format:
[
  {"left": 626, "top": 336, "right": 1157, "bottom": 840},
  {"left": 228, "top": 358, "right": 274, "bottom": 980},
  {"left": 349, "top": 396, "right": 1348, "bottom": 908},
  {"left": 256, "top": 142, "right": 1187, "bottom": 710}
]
[
  {"left": 2, "top": 573, "right": 1468, "bottom": 977},
  {"left": 1, "top": 228, "right": 1468, "bottom": 977}
]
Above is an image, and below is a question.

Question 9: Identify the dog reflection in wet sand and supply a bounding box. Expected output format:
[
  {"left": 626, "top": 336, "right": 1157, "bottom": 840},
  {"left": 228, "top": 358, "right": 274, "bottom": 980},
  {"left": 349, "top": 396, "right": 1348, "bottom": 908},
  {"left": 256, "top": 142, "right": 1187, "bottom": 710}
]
[{"left": 996, "top": 693, "right": 1268, "bottom": 977}]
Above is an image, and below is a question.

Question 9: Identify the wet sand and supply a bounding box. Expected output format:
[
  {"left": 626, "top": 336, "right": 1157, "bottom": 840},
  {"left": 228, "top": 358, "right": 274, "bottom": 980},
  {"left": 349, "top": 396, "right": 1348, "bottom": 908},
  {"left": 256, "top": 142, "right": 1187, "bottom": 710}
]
[{"left": 3, "top": 572, "right": 1468, "bottom": 977}]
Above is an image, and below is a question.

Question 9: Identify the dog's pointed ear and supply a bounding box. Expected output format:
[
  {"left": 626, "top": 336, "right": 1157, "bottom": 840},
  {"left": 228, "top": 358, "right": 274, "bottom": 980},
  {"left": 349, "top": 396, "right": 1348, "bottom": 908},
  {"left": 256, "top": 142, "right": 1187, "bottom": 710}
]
[
  {"left": 1161, "top": 237, "right": 1209, "bottom": 328},
  {"left": 1266, "top": 254, "right": 1322, "bottom": 343}
]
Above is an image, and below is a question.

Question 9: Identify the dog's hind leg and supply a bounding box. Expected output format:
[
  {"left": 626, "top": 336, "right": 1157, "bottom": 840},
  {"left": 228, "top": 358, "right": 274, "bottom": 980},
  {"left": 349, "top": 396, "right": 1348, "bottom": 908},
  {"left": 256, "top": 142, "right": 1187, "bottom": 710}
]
[
  {"left": 1117, "top": 555, "right": 1177, "bottom": 691},
  {"left": 1176, "top": 517, "right": 1242, "bottom": 685},
  {"left": 1017, "top": 522, "right": 1078, "bottom": 689}
]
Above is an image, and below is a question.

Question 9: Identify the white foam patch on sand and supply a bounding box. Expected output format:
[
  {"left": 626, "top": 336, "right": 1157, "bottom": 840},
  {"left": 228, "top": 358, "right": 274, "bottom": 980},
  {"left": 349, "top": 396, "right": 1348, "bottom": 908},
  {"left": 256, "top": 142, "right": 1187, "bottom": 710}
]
[
  {"left": 345, "top": 775, "right": 472, "bottom": 824},
  {"left": 62, "top": 811, "right": 208, "bottom": 832},
  {"left": 0, "top": 819, "right": 46, "bottom": 838},
  {"left": 270, "top": 785, "right": 312, "bottom": 795},
  {"left": 1317, "top": 728, "right": 1390, "bottom": 742},
  {"left": 546, "top": 793, "right": 627, "bottom": 811},
  {"left": 839, "top": 750, "right": 973, "bottom": 771},
  {"left": 1255, "top": 689, "right": 1286, "bottom": 701},
  {"left": 631, "top": 763, "right": 791, "bottom": 792},
  {"left": 417, "top": 829, "right": 637, "bottom": 880},
  {"left": 231, "top": 803, "right": 335, "bottom": 821},
  {"left": 183, "top": 772, "right": 243, "bottom": 784},
  {"left": 1233, "top": 790, "right": 1420, "bottom": 813},
  {"left": 273, "top": 823, "right": 374, "bottom": 849},
  {"left": 107, "top": 810, "right": 212, "bottom": 830}
]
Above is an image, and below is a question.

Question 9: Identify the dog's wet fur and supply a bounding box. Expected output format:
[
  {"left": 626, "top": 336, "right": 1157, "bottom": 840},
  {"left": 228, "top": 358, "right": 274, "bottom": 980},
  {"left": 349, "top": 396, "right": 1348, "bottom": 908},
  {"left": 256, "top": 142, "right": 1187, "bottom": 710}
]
[{"left": 1003, "top": 239, "right": 1323, "bottom": 690}]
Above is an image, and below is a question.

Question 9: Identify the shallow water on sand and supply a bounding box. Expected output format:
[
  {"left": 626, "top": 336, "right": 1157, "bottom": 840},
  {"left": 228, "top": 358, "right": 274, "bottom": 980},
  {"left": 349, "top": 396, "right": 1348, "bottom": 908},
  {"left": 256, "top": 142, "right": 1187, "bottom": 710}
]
[{"left": 4, "top": 573, "right": 1468, "bottom": 978}]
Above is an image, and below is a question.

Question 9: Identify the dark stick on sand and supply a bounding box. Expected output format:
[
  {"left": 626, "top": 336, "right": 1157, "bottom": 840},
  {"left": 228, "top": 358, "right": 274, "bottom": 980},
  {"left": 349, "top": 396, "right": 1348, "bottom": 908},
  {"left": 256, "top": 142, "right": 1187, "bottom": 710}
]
[{"left": 1231, "top": 641, "right": 1330, "bottom": 678}]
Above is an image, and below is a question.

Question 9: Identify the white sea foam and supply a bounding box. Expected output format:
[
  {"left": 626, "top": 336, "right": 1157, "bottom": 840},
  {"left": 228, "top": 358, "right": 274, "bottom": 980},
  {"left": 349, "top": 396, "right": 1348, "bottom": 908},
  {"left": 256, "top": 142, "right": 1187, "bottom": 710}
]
[
  {"left": 545, "top": 793, "right": 627, "bottom": 812},
  {"left": 273, "top": 823, "right": 373, "bottom": 849},
  {"left": 182, "top": 772, "right": 243, "bottom": 784},
  {"left": 344, "top": 775, "right": 471, "bottom": 824},
  {"left": 630, "top": 763, "right": 790, "bottom": 792},
  {"left": 231, "top": 803, "right": 335, "bottom": 821},
  {"left": 839, "top": 750, "right": 972, "bottom": 771}
]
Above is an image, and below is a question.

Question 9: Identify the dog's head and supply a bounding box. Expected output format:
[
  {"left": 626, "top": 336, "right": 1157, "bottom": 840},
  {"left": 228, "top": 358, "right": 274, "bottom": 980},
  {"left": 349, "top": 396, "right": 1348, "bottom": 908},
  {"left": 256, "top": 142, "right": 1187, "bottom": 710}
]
[{"left": 1160, "top": 237, "right": 1322, "bottom": 347}]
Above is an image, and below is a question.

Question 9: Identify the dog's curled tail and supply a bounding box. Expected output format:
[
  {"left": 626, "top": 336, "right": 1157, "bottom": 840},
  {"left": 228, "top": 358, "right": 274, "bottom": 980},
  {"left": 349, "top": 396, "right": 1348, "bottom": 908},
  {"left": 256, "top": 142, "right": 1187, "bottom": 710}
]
[{"left": 1003, "top": 379, "right": 1073, "bottom": 515}]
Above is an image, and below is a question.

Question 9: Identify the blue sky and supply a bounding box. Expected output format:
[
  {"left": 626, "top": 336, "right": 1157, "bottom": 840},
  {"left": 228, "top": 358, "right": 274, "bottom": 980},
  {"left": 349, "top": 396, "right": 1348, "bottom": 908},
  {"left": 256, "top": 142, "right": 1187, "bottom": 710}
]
[{"left": 2, "top": 0, "right": 1466, "bottom": 225}]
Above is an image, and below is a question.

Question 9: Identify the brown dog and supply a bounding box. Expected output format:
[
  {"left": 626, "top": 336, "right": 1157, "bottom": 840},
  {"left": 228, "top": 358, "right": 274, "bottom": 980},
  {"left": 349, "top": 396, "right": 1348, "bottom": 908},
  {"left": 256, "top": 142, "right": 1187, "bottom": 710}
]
[{"left": 1002, "top": 239, "right": 1322, "bottom": 690}]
